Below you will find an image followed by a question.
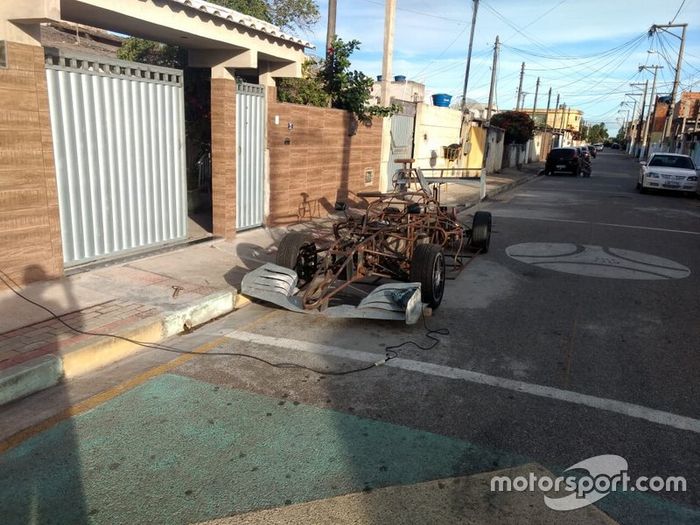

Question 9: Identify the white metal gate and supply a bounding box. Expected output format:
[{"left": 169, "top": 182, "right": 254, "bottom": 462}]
[
  {"left": 45, "top": 51, "right": 187, "bottom": 265},
  {"left": 236, "top": 83, "right": 265, "bottom": 230},
  {"left": 388, "top": 102, "right": 417, "bottom": 189}
]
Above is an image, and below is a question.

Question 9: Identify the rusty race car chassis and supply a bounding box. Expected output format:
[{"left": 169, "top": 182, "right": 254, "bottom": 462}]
[{"left": 242, "top": 167, "right": 492, "bottom": 324}]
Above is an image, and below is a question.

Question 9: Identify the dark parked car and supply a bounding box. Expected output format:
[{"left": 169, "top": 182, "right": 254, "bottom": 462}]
[
  {"left": 587, "top": 145, "right": 597, "bottom": 158},
  {"left": 611, "top": 143, "right": 621, "bottom": 150},
  {"left": 545, "top": 147, "right": 581, "bottom": 176}
]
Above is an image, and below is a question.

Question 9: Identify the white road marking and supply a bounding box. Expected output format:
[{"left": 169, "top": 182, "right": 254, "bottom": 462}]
[
  {"left": 224, "top": 330, "right": 700, "bottom": 434},
  {"left": 523, "top": 188, "right": 634, "bottom": 195},
  {"left": 506, "top": 243, "right": 691, "bottom": 280},
  {"left": 493, "top": 214, "right": 700, "bottom": 236}
]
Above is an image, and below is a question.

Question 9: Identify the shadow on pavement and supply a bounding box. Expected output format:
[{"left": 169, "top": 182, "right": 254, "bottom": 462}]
[{"left": 0, "top": 266, "right": 89, "bottom": 523}]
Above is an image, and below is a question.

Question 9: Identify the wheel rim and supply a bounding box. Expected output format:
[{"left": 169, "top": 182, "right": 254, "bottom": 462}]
[{"left": 433, "top": 253, "right": 445, "bottom": 300}]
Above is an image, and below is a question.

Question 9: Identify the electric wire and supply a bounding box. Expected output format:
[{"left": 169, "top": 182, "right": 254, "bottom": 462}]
[
  {"left": 669, "top": 0, "right": 687, "bottom": 25},
  {"left": 0, "top": 270, "right": 449, "bottom": 377}
]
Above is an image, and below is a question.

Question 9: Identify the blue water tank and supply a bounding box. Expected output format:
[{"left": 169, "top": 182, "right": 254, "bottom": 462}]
[{"left": 432, "top": 93, "right": 452, "bottom": 107}]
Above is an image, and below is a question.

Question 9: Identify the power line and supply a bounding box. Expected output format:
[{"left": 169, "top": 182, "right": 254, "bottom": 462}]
[
  {"left": 669, "top": 0, "right": 686, "bottom": 24},
  {"left": 356, "top": 0, "right": 468, "bottom": 25}
]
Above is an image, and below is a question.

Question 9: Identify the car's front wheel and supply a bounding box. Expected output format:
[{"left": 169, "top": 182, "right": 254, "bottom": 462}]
[
  {"left": 410, "top": 244, "right": 445, "bottom": 309},
  {"left": 276, "top": 232, "right": 317, "bottom": 282},
  {"left": 638, "top": 176, "right": 648, "bottom": 193}
]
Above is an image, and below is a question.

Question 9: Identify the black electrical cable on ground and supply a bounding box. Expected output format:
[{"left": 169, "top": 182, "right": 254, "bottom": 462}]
[{"left": 0, "top": 270, "right": 448, "bottom": 377}]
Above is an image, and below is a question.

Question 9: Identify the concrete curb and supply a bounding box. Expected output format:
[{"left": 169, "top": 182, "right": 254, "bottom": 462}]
[
  {"left": 0, "top": 290, "right": 236, "bottom": 405},
  {"left": 459, "top": 172, "right": 540, "bottom": 211},
  {"left": 486, "top": 172, "right": 540, "bottom": 199},
  {"left": 0, "top": 355, "right": 63, "bottom": 406}
]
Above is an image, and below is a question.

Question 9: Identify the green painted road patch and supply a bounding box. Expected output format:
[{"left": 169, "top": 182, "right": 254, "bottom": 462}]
[{"left": 0, "top": 373, "right": 518, "bottom": 524}]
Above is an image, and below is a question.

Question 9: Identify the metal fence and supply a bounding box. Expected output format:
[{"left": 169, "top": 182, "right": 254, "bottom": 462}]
[
  {"left": 45, "top": 50, "right": 187, "bottom": 265},
  {"left": 236, "top": 82, "right": 266, "bottom": 230}
]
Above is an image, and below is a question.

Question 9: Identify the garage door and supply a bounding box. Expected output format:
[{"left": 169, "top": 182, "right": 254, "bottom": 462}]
[{"left": 45, "top": 51, "right": 187, "bottom": 265}]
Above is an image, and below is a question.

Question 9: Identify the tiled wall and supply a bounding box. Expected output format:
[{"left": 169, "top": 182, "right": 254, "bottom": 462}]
[
  {"left": 267, "top": 91, "right": 382, "bottom": 225},
  {"left": 0, "top": 42, "right": 62, "bottom": 288},
  {"left": 210, "top": 77, "right": 237, "bottom": 239}
]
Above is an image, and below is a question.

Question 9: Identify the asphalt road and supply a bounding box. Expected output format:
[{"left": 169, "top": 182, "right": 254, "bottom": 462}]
[{"left": 1, "top": 149, "right": 699, "bottom": 525}]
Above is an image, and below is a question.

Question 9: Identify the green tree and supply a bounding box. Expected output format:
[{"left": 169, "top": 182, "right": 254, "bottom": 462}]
[
  {"left": 320, "top": 37, "right": 399, "bottom": 125},
  {"left": 587, "top": 122, "right": 609, "bottom": 143},
  {"left": 117, "top": 37, "right": 186, "bottom": 68},
  {"left": 266, "top": 0, "right": 320, "bottom": 31},
  {"left": 215, "top": 0, "right": 320, "bottom": 31},
  {"left": 216, "top": 0, "right": 270, "bottom": 22},
  {"left": 490, "top": 111, "right": 535, "bottom": 144},
  {"left": 276, "top": 59, "right": 329, "bottom": 106}
]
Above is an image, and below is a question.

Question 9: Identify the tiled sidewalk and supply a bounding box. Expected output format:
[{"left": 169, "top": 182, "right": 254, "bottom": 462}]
[{"left": 0, "top": 300, "right": 159, "bottom": 371}]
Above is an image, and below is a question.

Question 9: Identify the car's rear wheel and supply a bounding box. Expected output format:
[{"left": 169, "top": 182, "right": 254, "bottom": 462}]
[
  {"left": 470, "top": 211, "right": 492, "bottom": 253},
  {"left": 276, "top": 232, "right": 317, "bottom": 282},
  {"left": 410, "top": 244, "right": 445, "bottom": 309}
]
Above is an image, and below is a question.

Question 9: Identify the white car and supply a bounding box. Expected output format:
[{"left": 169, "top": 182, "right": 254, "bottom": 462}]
[
  {"left": 594, "top": 143, "right": 604, "bottom": 151},
  {"left": 638, "top": 153, "right": 698, "bottom": 193}
]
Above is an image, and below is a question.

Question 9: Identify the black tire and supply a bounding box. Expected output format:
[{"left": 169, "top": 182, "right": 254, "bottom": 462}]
[
  {"left": 470, "top": 211, "right": 492, "bottom": 253},
  {"left": 639, "top": 177, "right": 648, "bottom": 194},
  {"left": 410, "top": 244, "right": 446, "bottom": 309},
  {"left": 572, "top": 166, "right": 580, "bottom": 177},
  {"left": 276, "top": 232, "right": 317, "bottom": 281}
]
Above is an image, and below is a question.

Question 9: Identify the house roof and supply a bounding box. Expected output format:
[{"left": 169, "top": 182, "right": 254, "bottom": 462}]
[{"left": 168, "top": 0, "right": 314, "bottom": 49}]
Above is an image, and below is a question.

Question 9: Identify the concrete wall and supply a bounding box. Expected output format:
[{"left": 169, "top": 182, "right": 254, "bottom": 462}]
[
  {"left": 538, "top": 132, "right": 554, "bottom": 160},
  {"left": 465, "top": 125, "right": 486, "bottom": 170},
  {"left": 371, "top": 80, "right": 425, "bottom": 105},
  {"left": 267, "top": 92, "right": 382, "bottom": 225},
  {"left": 412, "top": 103, "right": 461, "bottom": 170},
  {"left": 483, "top": 127, "right": 503, "bottom": 174},
  {"left": 529, "top": 131, "right": 555, "bottom": 162},
  {"left": 0, "top": 42, "right": 63, "bottom": 288}
]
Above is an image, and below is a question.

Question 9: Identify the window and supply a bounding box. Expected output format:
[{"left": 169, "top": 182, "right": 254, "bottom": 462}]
[
  {"left": 648, "top": 155, "right": 695, "bottom": 169},
  {"left": 0, "top": 41, "right": 6, "bottom": 68}
]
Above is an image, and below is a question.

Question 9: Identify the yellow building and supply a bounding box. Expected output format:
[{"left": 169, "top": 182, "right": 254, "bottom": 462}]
[{"left": 521, "top": 107, "right": 584, "bottom": 131}]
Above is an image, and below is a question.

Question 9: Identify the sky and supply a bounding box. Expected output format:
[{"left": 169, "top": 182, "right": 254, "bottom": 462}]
[{"left": 294, "top": 0, "right": 700, "bottom": 136}]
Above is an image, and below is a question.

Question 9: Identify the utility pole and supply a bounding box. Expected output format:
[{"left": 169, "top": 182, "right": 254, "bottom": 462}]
[
  {"left": 325, "top": 0, "right": 337, "bottom": 60},
  {"left": 531, "top": 77, "right": 540, "bottom": 120},
  {"left": 380, "top": 0, "right": 396, "bottom": 107},
  {"left": 630, "top": 80, "right": 648, "bottom": 157},
  {"left": 460, "top": 0, "right": 480, "bottom": 113},
  {"left": 625, "top": 94, "right": 641, "bottom": 152},
  {"left": 622, "top": 95, "right": 639, "bottom": 153},
  {"left": 519, "top": 92, "right": 530, "bottom": 111},
  {"left": 561, "top": 104, "right": 569, "bottom": 132},
  {"left": 651, "top": 23, "right": 687, "bottom": 150},
  {"left": 486, "top": 35, "right": 499, "bottom": 120},
  {"left": 515, "top": 62, "right": 525, "bottom": 110},
  {"left": 639, "top": 64, "right": 663, "bottom": 159},
  {"left": 552, "top": 94, "right": 560, "bottom": 146},
  {"left": 544, "top": 87, "right": 552, "bottom": 128}
]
